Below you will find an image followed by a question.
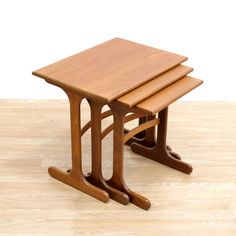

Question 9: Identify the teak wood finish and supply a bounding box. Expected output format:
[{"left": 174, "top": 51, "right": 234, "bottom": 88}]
[
  {"left": 117, "top": 65, "right": 193, "bottom": 107},
  {"left": 85, "top": 100, "right": 130, "bottom": 205},
  {"left": 48, "top": 91, "right": 109, "bottom": 203},
  {"left": 126, "top": 109, "right": 193, "bottom": 174},
  {"left": 32, "top": 38, "right": 187, "bottom": 102},
  {"left": 32, "top": 37, "right": 203, "bottom": 209},
  {"left": 136, "top": 76, "right": 203, "bottom": 114}
]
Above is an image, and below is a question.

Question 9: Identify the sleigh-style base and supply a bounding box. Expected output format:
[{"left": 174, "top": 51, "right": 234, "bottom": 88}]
[{"left": 48, "top": 166, "right": 109, "bottom": 202}]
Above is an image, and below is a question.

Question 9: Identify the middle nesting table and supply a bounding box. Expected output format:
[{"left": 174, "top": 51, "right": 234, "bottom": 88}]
[{"left": 32, "top": 38, "right": 203, "bottom": 210}]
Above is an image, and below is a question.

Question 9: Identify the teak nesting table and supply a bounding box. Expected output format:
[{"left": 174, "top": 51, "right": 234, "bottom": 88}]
[{"left": 32, "top": 38, "right": 203, "bottom": 210}]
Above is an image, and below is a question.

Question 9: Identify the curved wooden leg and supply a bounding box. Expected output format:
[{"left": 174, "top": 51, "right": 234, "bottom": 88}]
[
  {"left": 126, "top": 115, "right": 181, "bottom": 161},
  {"left": 132, "top": 116, "right": 147, "bottom": 139},
  {"left": 107, "top": 177, "right": 151, "bottom": 210},
  {"left": 166, "top": 144, "right": 181, "bottom": 160},
  {"left": 131, "top": 107, "right": 192, "bottom": 174},
  {"left": 131, "top": 144, "right": 192, "bottom": 174},
  {"left": 124, "top": 116, "right": 147, "bottom": 145},
  {"left": 85, "top": 100, "right": 129, "bottom": 205},
  {"left": 49, "top": 91, "right": 109, "bottom": 203},
  {"left": 140, "top": 115, "right": 156, "bottom": 147},
  {"left": 125, "top": 115, "right": 156, "bottom": 148},
  {"left": 48, "top": 167, "right": 109, "bottom": 202},
  {"left": 108, "top": 104, "right": 151, "bottom": 210}
]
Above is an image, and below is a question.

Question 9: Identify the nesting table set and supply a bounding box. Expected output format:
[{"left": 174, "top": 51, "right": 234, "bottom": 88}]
[{"left": 33, "top": 38, "right": 203, "bottom": 210}]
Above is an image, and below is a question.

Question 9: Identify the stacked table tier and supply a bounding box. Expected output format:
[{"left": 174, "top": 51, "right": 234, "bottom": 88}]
[
  {"left": 33, "top": 38, "right": 202, "bottom": 110},
  {"left": 116, "top": 65, "right": 202, "bottom": 114}
]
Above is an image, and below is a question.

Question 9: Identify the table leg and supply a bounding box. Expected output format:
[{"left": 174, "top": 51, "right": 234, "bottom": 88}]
[
  {"left": 125, "top": 115, "right": 156, "bottom": 147},
  {"left": 126, "top": 115, "right": 180, "bottom": 157},
  {"left": 134, "top": 116, "right": 147, "bottom": 139},
  {"left": 48, "top": 91, "right": 109, "bottom": 202},
  {"left": 107, "top": 104, "right": 151, "bottom": 210},
  {"left": 124, "top": 116, "right": 147, "bottom": 146},
  {"left": 85, "top": 100, "right": 130, "bottom": 205},
  {"left": 131, "top": 107, "right": 193, "bottom": 174}
]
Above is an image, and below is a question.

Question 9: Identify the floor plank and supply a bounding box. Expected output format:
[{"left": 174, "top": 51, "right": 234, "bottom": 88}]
[{"left": 0, "top": 100, "right": 235, "bottom": 235}]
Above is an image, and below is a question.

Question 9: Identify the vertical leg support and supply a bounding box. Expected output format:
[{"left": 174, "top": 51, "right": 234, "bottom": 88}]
[
  {"left": 131, "top": 107, "right": 193, "bottom": 174},
  {"left": 107, "top": 104, "right": 151, "bottom": 210},
  {"left": 48, "top": 91, "right": 109, "bottom": 202},
  {"left": 86, "top": 99, "right": 130, "bottom": 205},
  {"left": 125, "top": 115, "right": 156, "bottom": 147}
]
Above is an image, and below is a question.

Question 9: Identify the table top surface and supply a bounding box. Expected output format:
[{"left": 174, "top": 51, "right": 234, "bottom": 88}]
[{"left": 33, "top": 38, "right": 187, "bottom": 102}]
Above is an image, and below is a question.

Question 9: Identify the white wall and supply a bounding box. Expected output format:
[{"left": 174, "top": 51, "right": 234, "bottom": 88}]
[{"left": 0, "top": 0, "right": 235, "bottom": 100}]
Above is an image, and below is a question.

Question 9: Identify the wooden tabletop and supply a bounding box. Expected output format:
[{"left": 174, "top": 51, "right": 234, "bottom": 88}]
[{"left": 33, "top": 38, "right": 187, "bottom": 102}]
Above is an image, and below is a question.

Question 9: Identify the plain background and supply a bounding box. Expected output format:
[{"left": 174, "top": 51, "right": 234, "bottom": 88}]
[{"left": 0, "top": 0, "right": 235, "bottom": 100}]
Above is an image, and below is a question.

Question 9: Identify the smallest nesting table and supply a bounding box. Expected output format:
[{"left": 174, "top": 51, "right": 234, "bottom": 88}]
[{"left": 33, "top": 38, "right": 203, "bottom": 210}]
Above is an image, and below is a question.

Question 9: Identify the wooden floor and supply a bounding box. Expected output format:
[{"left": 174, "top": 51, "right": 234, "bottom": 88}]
[{"left": 0, "top": 100, "right": 235, "bottom": 235}]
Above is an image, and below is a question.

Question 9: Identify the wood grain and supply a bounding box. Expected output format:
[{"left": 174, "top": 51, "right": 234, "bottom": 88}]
[
  {"left": 117, "top": 65, "right": 193, "bottom": 107},
  {"left": 108, "top": 104, "right": 151, "bottom": 210},
  {"left": 48, "top": 91, "right": 109, "bottom": 202},
  {"left": 136, "top": 76, "right": 203, "bottom": 114},
  {"left": 123, "top": 118, "right": 160, "bottom": 144},
  {"left": 1, "top": 100, "right": 236, "bottom": 235},
  {"left": 33, "top": 38, "right": 187, "bottom": 102}
]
